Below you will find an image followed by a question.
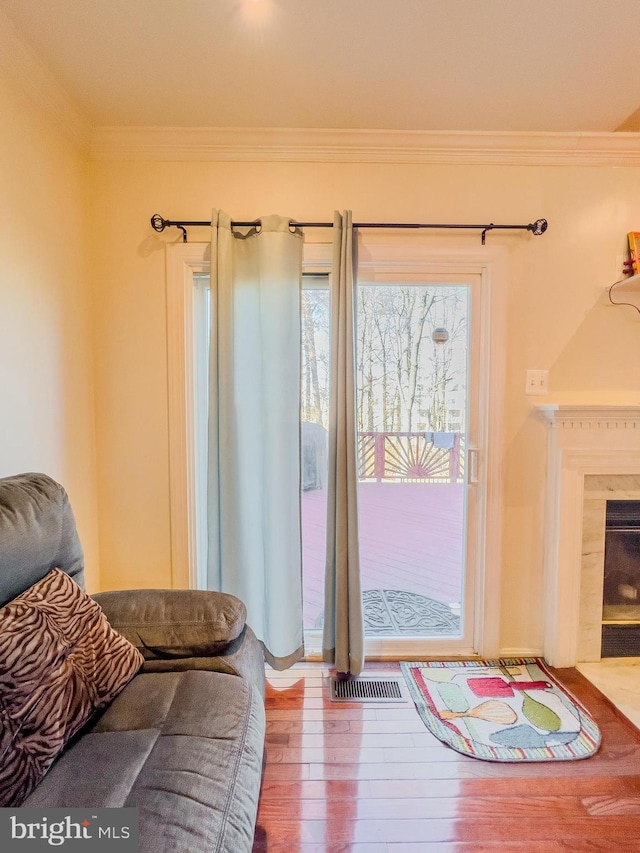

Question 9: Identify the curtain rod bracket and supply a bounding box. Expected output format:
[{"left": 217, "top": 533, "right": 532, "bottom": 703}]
[{"left": 151, "top": 214, "right": 188, "bottom": 242}]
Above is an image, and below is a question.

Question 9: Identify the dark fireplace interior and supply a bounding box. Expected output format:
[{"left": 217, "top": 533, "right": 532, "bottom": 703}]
[{"left": 602, "top": 500, "right": 640, "bottom": 657}]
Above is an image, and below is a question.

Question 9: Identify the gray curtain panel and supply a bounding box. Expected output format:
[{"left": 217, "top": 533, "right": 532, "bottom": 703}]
[
  {"left": 207, "top": 210, "right": 304, "bottom": 670},
  {"left": 322, "top": 211, "right": 365, "bottom": 676}
]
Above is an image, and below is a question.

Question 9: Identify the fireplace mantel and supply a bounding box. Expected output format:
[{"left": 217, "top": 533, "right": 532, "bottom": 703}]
[
  {"left": 537, "top": 404, "right": 640, "bottom": 430},
  {"left": 536, "top": 404, "right": 640, "bottom": 666}
]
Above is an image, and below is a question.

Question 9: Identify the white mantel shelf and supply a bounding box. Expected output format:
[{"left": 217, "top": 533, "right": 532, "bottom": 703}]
[{"left": 537, "top": 404, "right": 640, "bottom": 429}]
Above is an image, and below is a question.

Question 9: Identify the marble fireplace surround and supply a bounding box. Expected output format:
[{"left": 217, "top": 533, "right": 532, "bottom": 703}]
[{"left": 537, "top": 405, "right": 640, "bottom": 668}]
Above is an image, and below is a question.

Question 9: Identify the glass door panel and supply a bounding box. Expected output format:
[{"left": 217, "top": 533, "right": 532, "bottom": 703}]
[
  {"left": 301, "top": 276, "right": 475, "bottom": 650},
  {"left": 300, "top": 277, "right": 330, "bottom": 631},
  {"left": 356, "top": 284, "right": 468, "bottom": 640}
]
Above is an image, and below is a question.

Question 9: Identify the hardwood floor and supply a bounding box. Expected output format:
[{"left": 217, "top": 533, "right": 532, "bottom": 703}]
[{"left": 252, "top": 662, "right": 640, "bottom": 852}]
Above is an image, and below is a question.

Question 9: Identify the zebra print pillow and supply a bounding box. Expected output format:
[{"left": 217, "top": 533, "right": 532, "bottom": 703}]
[{"left": 0, "top": 569, "right": 144, "bottom": 806}]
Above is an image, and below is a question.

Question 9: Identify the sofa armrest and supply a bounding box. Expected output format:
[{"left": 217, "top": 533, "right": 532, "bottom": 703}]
[
  {"left": 91, "top": 589, "right": 246, "bottom": 660},
  {"left": 141, "top": 625, "right": 266, "bottom": 698}
]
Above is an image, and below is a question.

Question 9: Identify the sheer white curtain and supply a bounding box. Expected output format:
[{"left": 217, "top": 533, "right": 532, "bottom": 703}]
[
  {"left": 207, "top": 210, "right": 304, "bottom": 670},
  {"left": 322, "top": 211, "right": 365, "bottom": 676}
]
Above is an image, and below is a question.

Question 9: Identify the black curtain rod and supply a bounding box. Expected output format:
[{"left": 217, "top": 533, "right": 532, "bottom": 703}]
[{"left": 150, "top": 213, "right": 548, "bottom": 245}]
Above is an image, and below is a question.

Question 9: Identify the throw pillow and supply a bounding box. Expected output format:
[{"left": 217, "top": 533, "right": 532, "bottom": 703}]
[{"left": 0, "top": 569, "right": 144, "bottom": 806}]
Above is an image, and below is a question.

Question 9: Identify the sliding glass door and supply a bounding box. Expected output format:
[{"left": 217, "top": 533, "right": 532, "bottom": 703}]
[
  {"left": 301, "top": 266, "right": 482, "bottom": 656},
  {"left": 171, "top": 239, "right": 499, "bottom": 660}
]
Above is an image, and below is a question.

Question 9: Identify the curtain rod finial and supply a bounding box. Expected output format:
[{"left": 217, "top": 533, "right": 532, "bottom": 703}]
[{"left": 150, "top": 214, "right": 167, "bottom": 233}]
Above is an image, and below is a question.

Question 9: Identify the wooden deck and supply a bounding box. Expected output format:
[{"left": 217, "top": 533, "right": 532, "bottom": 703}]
[{"left": 302, "top": 482, "right": 464, "bottom": 630}]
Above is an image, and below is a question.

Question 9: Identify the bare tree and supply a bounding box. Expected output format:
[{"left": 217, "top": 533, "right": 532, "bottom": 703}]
[
  {"left": 303, "top": 284, "right": 468, "bottom": 440},
  {"left": 301, "top": 290, "right": 330, "bottom": 426},
  {"left": 422, "top": 292, "right": 468, "bottom": 432},
  {"left": 363, "top": 286, "right": 438, "bottom": 431}
]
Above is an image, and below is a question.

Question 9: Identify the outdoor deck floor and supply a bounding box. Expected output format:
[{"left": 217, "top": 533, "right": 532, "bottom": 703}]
[{"left": 302, "top": 482, "right": 464, "bottom": 630}]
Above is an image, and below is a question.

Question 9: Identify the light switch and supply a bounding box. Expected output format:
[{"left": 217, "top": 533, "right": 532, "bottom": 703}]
[{"left": 525, "top": 369, "right": 549, "bottom": 395}]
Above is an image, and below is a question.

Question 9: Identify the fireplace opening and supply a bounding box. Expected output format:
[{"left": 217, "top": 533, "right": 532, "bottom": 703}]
[{"left": 602, "top": 500, "right": 640, "bottom": 657}]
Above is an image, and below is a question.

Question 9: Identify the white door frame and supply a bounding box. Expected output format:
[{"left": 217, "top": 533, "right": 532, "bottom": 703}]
[{"left": 165, "top": 236, "right": 507, "bottom": 659}]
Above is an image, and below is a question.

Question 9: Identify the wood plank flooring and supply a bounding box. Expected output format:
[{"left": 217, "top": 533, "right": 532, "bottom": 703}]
[{"left": 252, "top": 662, "right": 640, "bottom": 852}]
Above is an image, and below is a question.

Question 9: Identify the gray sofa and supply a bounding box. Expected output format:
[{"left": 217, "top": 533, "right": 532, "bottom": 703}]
[{"left": 0, "top": 472, "right": 266, "bottom": 853}]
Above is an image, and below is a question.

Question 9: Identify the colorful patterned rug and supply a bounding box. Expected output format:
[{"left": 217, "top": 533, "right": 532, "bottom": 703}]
[{"left": 401, "top": 659, "right": 601, "bottom": 761}]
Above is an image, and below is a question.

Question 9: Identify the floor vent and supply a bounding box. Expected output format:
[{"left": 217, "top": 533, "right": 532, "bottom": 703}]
[
  {"left": 601, "top": 623, "right": 640, "bottom": 657},
  {"left": 328, "top": 676, "right": 405, "bottom": 703}
]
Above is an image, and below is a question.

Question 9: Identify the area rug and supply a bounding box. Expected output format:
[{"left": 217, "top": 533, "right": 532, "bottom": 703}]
[{"left": 400, "top": 659, "right": 601, "bottom": 761}]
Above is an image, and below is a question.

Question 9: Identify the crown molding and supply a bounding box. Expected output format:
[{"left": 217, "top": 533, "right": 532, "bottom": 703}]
[
  {"left": 2, "top": 9, "right": 638, "bottom": 169},
  {"left": 0, "top": 9, "right": 90, "bottom": 148},
  {"left": 89, "top": 125, "right": 640, "bottom": 166}
]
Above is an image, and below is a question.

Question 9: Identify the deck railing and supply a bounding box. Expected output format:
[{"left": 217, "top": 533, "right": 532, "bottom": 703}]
[{"left": 358, "top": 431, "right": 465, "bottom": 483}]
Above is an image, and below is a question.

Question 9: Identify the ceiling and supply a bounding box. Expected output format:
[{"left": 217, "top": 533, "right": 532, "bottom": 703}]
[{"left": 2, "top": 0, "right": 640, "bottom": 133}]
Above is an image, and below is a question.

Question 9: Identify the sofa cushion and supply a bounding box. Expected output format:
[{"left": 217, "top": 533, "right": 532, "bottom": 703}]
[
  {"left": 23, "top": 671, "right": 266, "bottom": 853},
  {"left": 0, "top": 569, "right": 144, "bottom": 807},
  {"left": 92, "top": 589, "right": 247, "bottom": 658}
]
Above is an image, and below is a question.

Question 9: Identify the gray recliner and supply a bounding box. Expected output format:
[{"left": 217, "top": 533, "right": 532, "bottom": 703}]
[
  {"left": 0, "top": 472, "right": 84, "bottom": 607},
  {"left": 0, "top": 472, "right": 266, "bottom": 853}
]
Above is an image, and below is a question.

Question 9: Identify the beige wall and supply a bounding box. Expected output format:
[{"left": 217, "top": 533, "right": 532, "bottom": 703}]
[
  {"left": 0, "top": 71, "right": 99, "bottom": 590},
  {"left": 87, "top": 156, "right": 640, "bottom": 651}
]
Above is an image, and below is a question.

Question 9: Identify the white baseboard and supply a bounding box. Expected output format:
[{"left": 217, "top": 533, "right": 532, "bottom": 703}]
[{"left": 498, "top": 648, "right": 545, "bottom": 658}]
